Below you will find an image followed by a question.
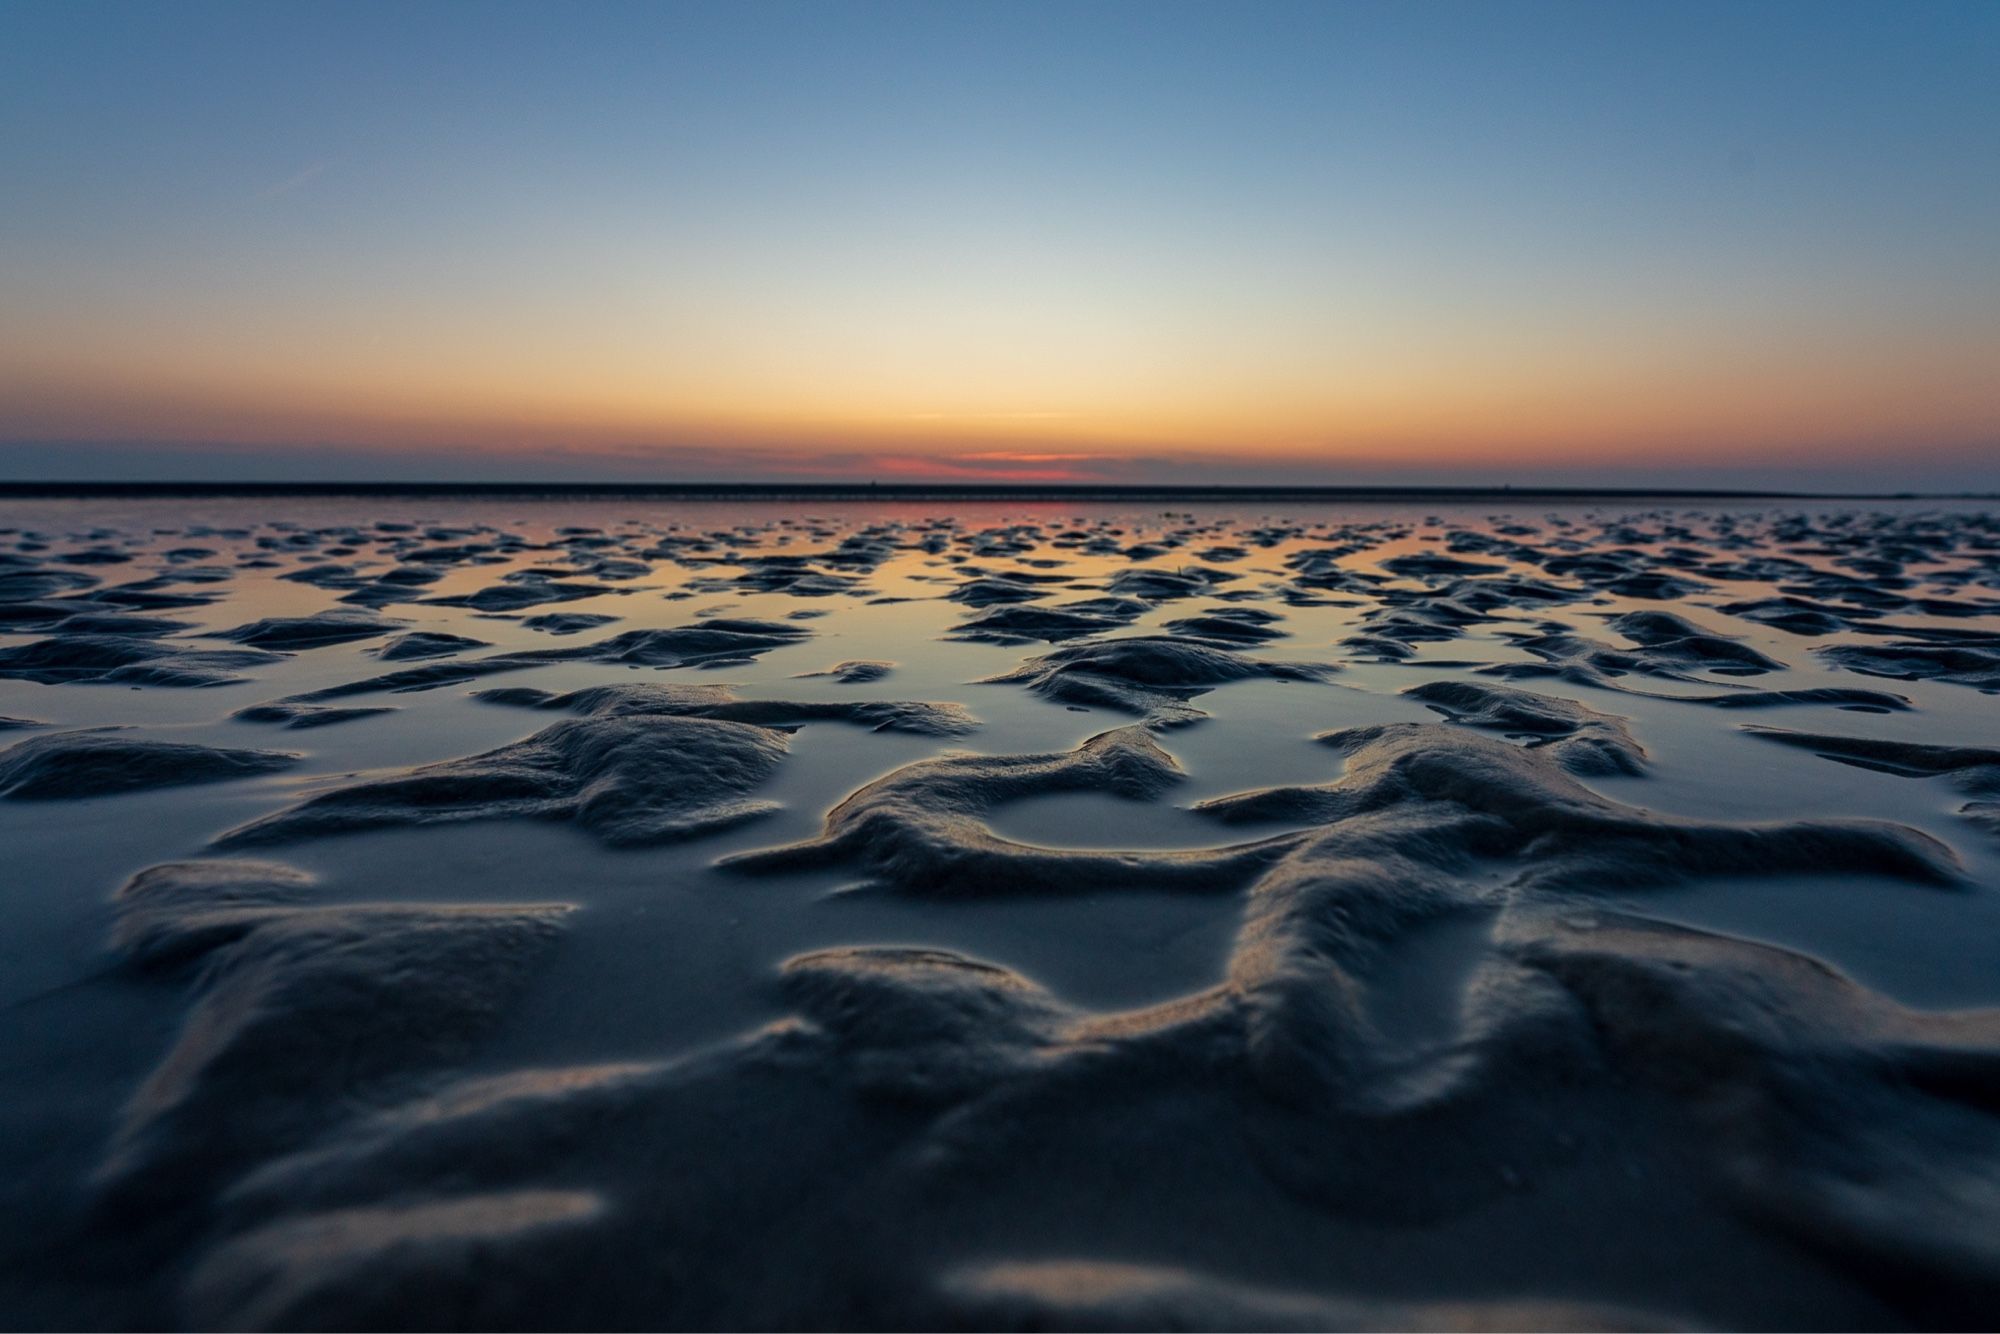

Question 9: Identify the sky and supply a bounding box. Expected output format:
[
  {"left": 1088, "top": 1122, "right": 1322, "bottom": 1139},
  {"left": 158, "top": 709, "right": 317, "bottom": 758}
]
[{"left": 2, "top": 0, "right": 1996, "bottom": 490}]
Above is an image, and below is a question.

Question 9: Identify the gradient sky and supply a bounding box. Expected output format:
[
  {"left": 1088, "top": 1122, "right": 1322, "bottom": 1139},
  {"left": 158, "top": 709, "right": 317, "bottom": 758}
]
[{"left": 3, "top": 0, "right": 1996, "bottom": 488}]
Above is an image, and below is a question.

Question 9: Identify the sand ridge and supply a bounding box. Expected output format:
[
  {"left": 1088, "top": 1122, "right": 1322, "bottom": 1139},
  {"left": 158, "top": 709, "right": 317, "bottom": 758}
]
[{"left": 0, "top": 498, "right": 1996, "bottom": 1328}]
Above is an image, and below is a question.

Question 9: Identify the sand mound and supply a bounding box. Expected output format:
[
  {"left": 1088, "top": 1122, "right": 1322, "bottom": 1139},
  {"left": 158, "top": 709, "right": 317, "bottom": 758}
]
[
  {"left": 795, "top": 658, "right": 894, "bottom": 683},
  {"left": 155, "top": 780, "right": 1989, "bottom": 1327},
  {"left": 233, "top": 703, "right": 396, "bottom": 729},
  {"left": 1520, "top": 914, "right": 2000, "bottom": 1325},
  {"left": 723, "top": 726, "right": 1294, "bottom": 895},
  {"left": 374, "top": 631, "right": 489, "bottom": 661},
  {"left": 185, "top": 1191, "right": 608, "bottom": 1331},
  {"left": 110, "top": 859, "right": 317, "bottom": 969},
  {"left": 931, "top": 1259, "right": 1655, "bottom": 1332},
  {"left": 96, "top": 860, "right": 570, "bottom": 1234},
  {"left": 216, "top": 714, "right": 789, "bottom": 847},
  {"left": 1106, "top": 566, "right": 1236, "bottom": 600},
  {"left": 981, "top": 636, "right": 1336, "bottom": 726},
  {"left": 1607, "top": 610, "right": 1783, "bottom": 672},
  {"left": 0, "top": 730, "right": 298, "bottom": 800},
  {"left": 1742, "top": 729, "right": 2000, "bottom": 782},
  {"left": 1162, "top": 607, "right": 1288, "bottom": 643},
  {"left": 1745, "top": 726, "right": 2000, "bottom": 840},
  {"left": 949, "top": 575, "right": 1055, "bottom": 606},
  {"left": 949, "top": 598, "right": 1147, "bottom": 644},
  {"left": 1635, "top": 686, "right": 1911, "bottom": 712},
  {"left": 474, "top": 681, "right": 976, "bottom": 737},
  {"left": 1196, "top": 722, "right": 1956, "bottom": 889},
  {"left": 34, "top": 611, "right": 199, "bottom": 637},
  {"left": 289, "top": 617, "right": 815, "bottom": 700},
  {"left": 1340, "top": 574, "right": 1590, "bottom": 663},
  {"left": 556, "top": 620, "right": 810, "bottom": 665},
  {"left": 1403, "top": 679, "right": 1647, "bottom": 774},
  {"left": 212, "top": 611, "right": 403, "bottom": 650},
  {"left": 1720, "top": 594, "right": 1872, "bottom": 636},
  {"left": 1819, "top": 641, "right": 2000, "bottom": 690},
  {"left": 0, "top": 561, "right": 103, "bottom": 602},
  {"left": 426, "top": 575, "right": 618, "bottom": 612},
  {"left": 1480, "top": 614, "right": 1780, "bottom": 690},
  {"left": 1381, "top": 552, "right": 1508, "bottom": 579},
  {"left": 0, "top": 634, "right": 282, "bottom": 687},
  {"left": 521, "top": 612, "right": 621, "bottom": 635}
]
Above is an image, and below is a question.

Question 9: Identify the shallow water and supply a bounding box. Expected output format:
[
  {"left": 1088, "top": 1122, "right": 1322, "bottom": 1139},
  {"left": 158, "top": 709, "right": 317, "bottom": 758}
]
[{"left": 1, "top": 496, "right": 1997, "bottom": 1329}]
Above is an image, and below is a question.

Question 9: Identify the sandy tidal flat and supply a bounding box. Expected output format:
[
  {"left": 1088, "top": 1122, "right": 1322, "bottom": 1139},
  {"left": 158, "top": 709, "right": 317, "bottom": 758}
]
[{"left": 2, "top": 496, "right": 1999, "bottom": 1330}]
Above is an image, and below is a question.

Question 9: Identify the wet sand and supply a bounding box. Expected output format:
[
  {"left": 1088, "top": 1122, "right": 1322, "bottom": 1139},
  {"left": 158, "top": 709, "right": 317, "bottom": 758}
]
[{"left": 1, "top": 495, "right": 1997, "bottom": 1329}]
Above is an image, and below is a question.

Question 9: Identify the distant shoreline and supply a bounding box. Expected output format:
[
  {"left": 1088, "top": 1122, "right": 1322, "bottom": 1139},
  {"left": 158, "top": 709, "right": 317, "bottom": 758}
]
[{"left": 0, "top": 481, "right": 1989, "bottom": 502}]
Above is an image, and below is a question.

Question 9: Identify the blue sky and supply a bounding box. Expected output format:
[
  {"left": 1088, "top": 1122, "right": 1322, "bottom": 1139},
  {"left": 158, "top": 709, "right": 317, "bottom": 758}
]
[{"left": 3, "top": 0, "right": 1996, "bottom": 487}]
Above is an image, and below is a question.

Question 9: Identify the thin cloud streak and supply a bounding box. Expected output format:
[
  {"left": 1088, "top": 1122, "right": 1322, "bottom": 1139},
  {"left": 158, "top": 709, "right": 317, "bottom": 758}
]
[{"left": 255, "top": 160, "right": 329, "bottom": 201}]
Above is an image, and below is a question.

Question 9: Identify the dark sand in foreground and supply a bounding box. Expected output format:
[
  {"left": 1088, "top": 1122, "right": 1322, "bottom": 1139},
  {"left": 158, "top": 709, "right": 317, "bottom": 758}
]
[{"left": 2, "top": 495, "right": 1998, "bottom": 1329}]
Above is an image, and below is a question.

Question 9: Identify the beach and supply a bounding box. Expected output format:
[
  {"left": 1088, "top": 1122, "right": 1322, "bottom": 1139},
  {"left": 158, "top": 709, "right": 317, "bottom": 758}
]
[{"left": 2, "top": 493, "right": 1997, "bottom": 1329}]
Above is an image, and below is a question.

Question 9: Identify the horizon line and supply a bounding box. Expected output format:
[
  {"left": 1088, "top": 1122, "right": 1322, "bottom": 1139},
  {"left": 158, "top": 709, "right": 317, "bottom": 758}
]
[{"left": 2, "top": 480, "right": 1993, "bottom": 502}]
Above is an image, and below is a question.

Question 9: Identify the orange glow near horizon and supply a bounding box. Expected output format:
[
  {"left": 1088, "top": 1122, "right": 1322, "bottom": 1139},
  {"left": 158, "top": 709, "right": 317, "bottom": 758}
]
[
  {"left": 4, "top": 316, "right": 1994, "bottom": 482},
  {"left": 5, "top": 152, "right": 1996, "bottom": 484},
  {"left": 5, "top": 162, "right": 1996, "bottom": 485}
]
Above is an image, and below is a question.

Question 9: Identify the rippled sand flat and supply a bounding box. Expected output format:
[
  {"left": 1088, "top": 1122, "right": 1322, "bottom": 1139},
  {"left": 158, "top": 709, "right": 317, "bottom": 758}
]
[{"left": 2, "top": 495, "right": 1998, "bottom": 1330}]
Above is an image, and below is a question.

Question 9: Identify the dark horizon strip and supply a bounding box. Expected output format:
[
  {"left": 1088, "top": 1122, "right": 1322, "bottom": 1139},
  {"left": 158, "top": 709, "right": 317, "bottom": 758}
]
[{"left": 0, "top": 481, "right": 1991, "bottom": 502}]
